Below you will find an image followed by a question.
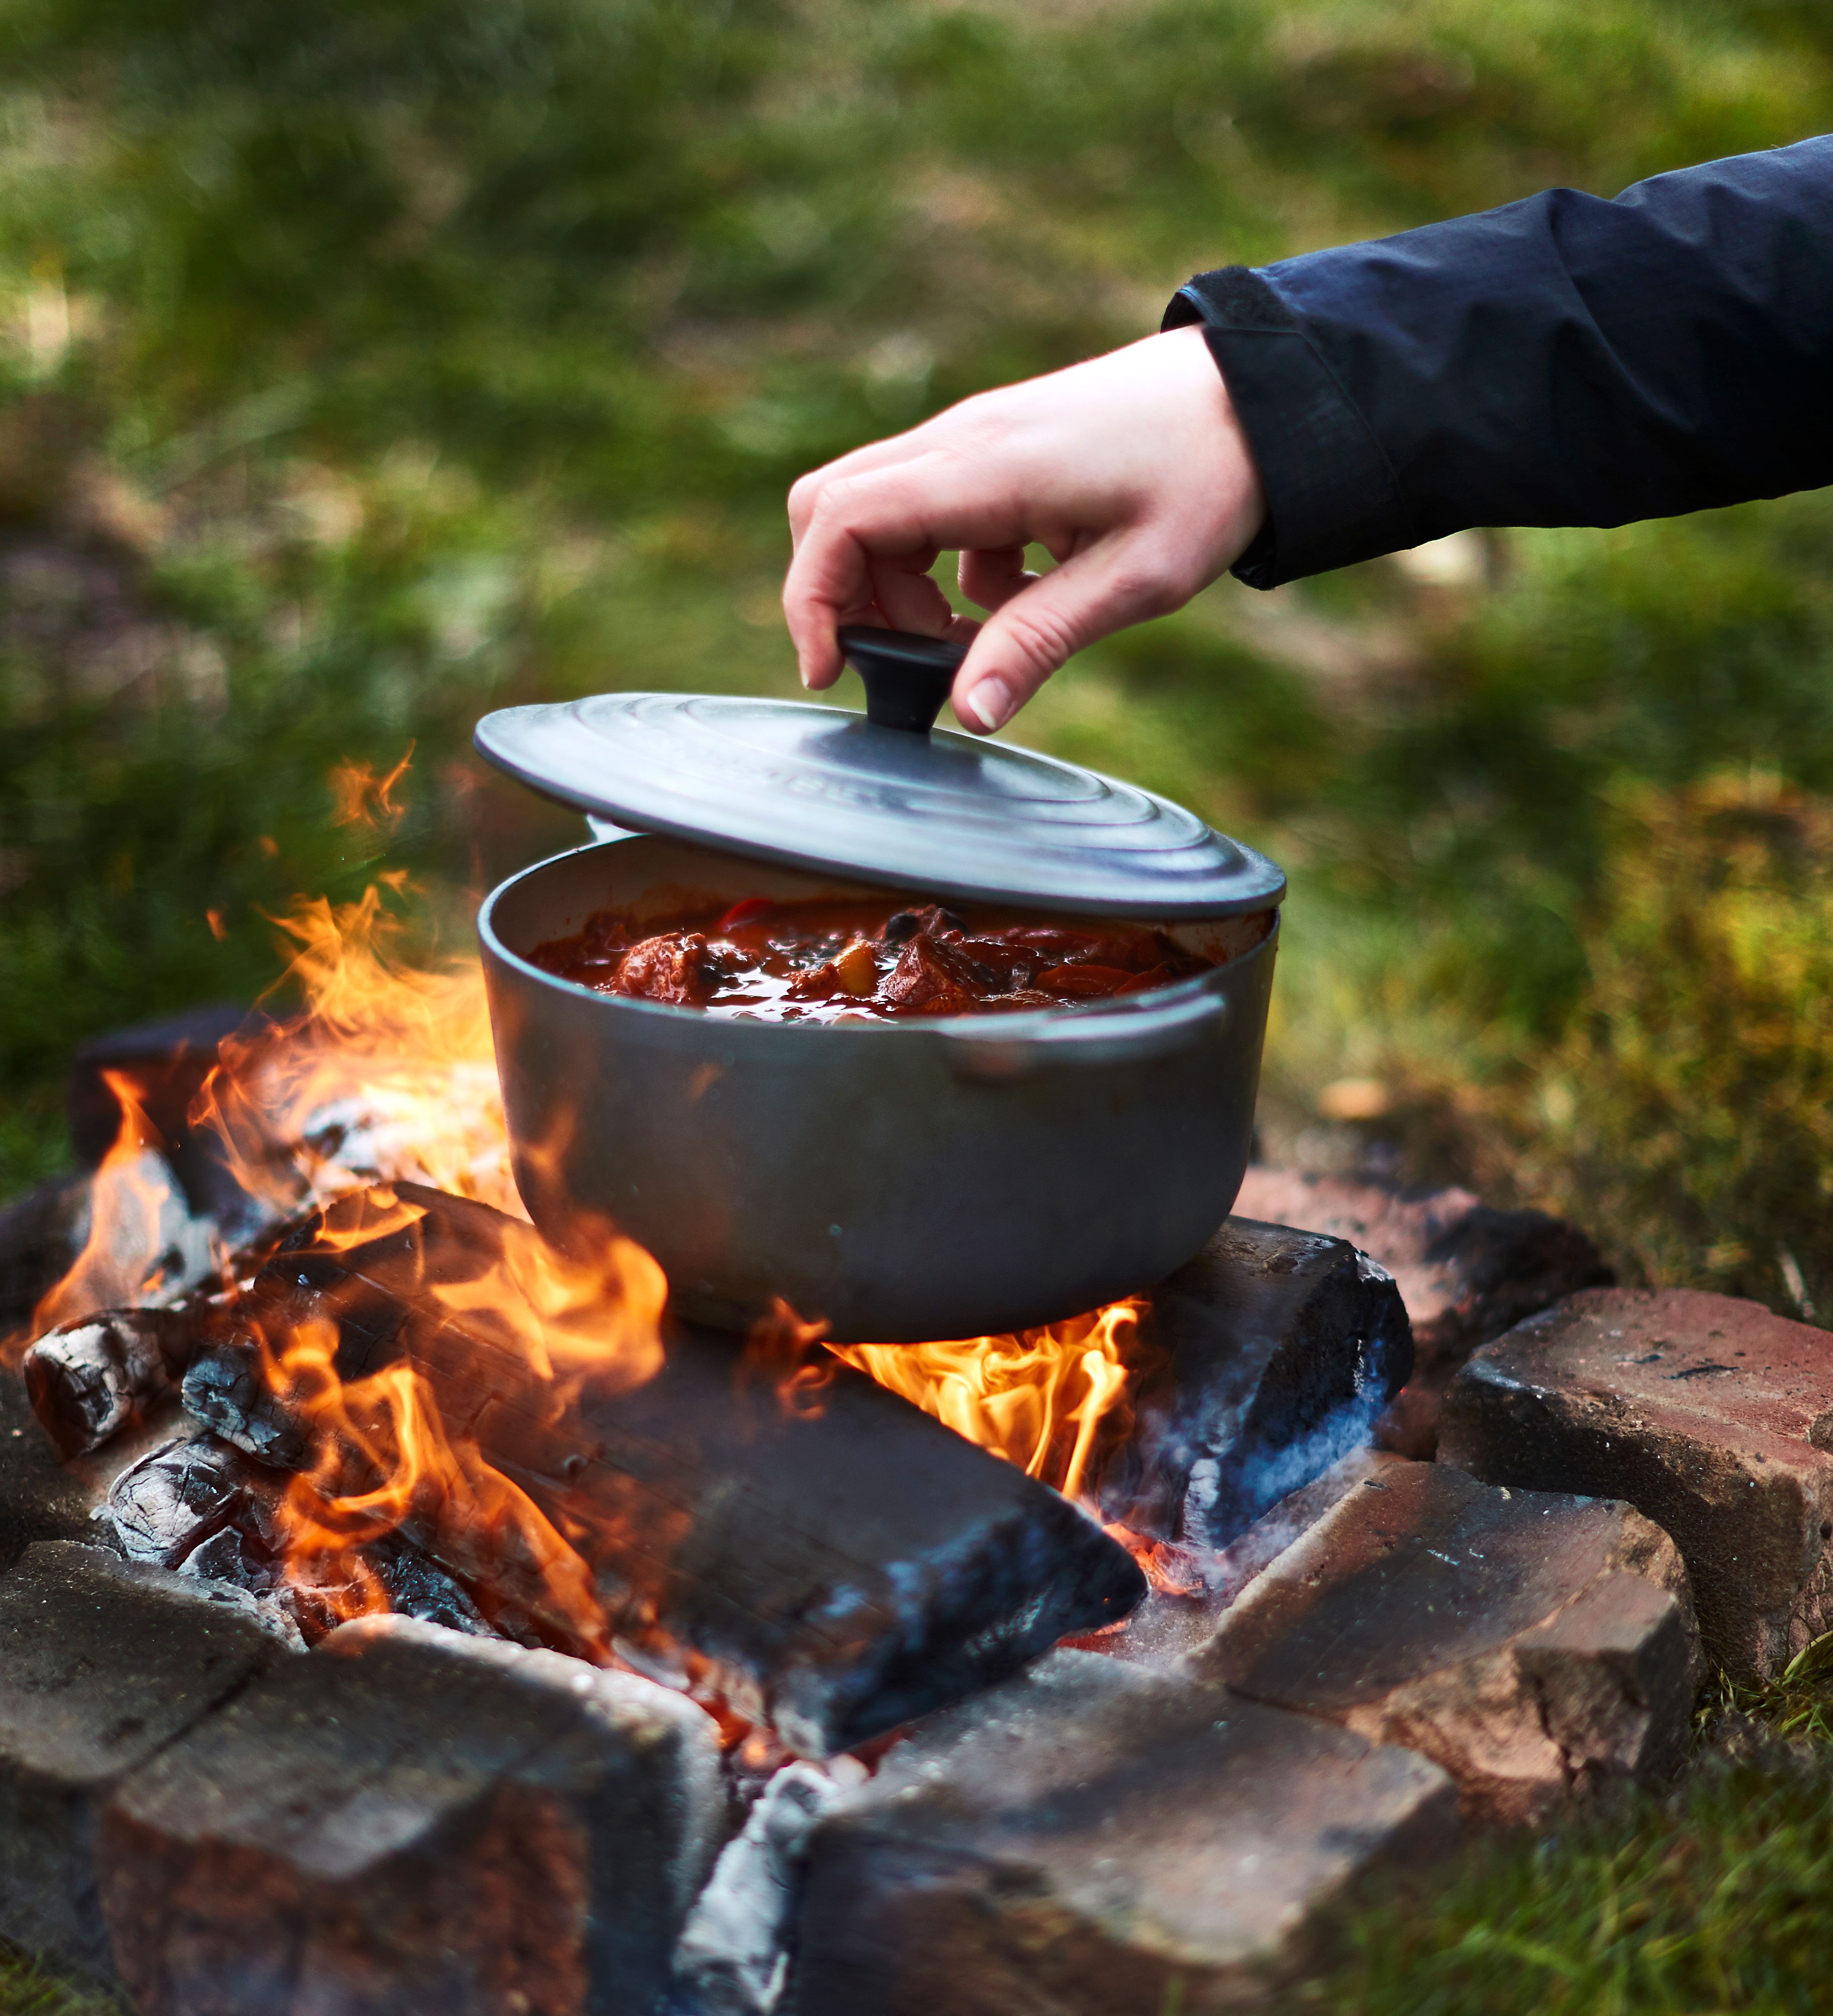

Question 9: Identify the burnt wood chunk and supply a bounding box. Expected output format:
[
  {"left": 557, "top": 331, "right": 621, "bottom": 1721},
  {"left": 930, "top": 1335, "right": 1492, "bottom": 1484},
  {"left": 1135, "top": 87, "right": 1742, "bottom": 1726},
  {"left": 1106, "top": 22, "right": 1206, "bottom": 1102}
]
[
  {"left": 1440, "top": 1286, "right": 1833, "bottom": 1681},
  {"left": 107, "top": 1436, "right": 493, "bottom": 1646},
  {"left": 1098, "top": 1219, "right": 1412, "bottom": 1549},
  {"left": 1235, "top": 1168, "right": 1612, "bottom": 1456},
  {"left": 0, "top": 1369, "right": 197, "bottom": 1575},
  {"left": 23, "top": 1304, "right": 207, "bottom": 1459},
  {"left": 794, "top": 1650, "right": 1457, "bottom": 2015},
  {"left": 1191, "top": 1462, "right": 1701, "bottom": 1823},
  {"left": 108, "top": 1436, "right": 265, "bottom": 1571},
  {"left": 99, "top": 1614, "right": 726, "bottom": 2016},
  {"left": 211, "top": 1184, "right": 1145, "bottom": 1756},
  {"left": 0, "top": 1541, "right": 279, "bottom": 1982}
]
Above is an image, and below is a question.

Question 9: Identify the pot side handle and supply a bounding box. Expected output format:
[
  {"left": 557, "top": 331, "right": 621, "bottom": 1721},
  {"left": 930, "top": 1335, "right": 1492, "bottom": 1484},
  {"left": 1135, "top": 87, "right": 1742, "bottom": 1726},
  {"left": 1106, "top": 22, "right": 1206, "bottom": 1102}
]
[{"left": 938, "top": 983, "right": 1227, "bottom": 1077}]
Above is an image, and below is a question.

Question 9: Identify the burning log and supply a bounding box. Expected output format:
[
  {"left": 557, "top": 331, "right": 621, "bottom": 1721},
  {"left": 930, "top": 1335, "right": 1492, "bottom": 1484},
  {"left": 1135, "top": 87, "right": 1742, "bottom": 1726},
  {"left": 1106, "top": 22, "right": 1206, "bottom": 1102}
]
[
  {"left": 19, "top": 1193, "right": 321, "bottom": 1460},
  {"left": 107, "top": 1435, "right": 494, "bottom": 1647},
  {"left": 197, "top": 1183, "right": 1146, "bottom": 1755},
  {"left": 1097, "top": 1218, "right": 1414, "bottom": 1550}
]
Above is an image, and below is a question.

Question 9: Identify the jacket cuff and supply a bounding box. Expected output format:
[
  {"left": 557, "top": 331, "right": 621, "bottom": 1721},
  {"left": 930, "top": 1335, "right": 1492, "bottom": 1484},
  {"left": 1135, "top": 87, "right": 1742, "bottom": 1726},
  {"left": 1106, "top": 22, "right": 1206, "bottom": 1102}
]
[{"left": 1163, "top": 267, "right": 1415, "bottom": 588}]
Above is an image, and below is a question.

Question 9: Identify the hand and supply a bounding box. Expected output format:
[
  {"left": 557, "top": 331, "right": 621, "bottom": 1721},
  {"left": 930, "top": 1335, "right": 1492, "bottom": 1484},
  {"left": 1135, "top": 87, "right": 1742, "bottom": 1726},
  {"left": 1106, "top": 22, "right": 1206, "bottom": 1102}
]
[{"left": 782, "top": 325, "right": 1266, "bottom": 733}]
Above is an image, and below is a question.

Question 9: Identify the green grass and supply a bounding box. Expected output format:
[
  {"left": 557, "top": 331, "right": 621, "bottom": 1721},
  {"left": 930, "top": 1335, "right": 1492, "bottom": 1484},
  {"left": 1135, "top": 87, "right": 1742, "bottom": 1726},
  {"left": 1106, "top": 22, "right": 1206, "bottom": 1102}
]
[
  {"left": 0, "top": 1950, "right": 118, "bottom": 2016},
  {"left": 1300, "top": 1749, "right": 1833, "bottom": 2014}
]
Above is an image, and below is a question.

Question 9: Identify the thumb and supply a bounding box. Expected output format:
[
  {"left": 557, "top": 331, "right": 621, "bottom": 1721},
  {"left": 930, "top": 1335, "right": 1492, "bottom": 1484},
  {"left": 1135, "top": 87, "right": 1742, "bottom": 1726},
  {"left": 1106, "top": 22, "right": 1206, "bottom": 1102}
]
[{"left": 950, "top": 537, "right": 1164, "bottom": 734}]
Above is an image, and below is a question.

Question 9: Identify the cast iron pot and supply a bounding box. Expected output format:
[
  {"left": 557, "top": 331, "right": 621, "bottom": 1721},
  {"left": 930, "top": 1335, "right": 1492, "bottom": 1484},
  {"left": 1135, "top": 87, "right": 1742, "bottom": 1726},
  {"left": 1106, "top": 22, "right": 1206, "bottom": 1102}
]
[{"left": 479, "top": 832, "right": 1279, "bottom": 1342}]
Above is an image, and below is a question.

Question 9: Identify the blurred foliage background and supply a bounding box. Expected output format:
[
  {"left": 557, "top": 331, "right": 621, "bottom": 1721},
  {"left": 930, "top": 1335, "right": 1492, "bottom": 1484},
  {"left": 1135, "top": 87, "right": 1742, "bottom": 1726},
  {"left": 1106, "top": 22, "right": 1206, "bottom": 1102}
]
[{"left": 2, "top": 0, "right": 1832, "bottom": 1322}]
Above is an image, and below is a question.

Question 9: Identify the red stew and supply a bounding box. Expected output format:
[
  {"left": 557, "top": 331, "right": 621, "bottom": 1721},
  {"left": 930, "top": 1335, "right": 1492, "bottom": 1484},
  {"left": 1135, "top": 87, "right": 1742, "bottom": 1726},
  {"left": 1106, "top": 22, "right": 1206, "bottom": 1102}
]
[{"left": 528, "top": 895, "right": 1214, "bottom": 1022}]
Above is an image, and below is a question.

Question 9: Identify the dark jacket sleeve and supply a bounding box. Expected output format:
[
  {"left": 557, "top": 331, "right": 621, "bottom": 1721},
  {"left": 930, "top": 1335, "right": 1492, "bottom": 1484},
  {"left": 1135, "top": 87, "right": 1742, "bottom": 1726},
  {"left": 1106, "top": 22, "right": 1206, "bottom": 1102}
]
[{"left": 1164, "top": 136, "right": 1833, "bottom": 589}]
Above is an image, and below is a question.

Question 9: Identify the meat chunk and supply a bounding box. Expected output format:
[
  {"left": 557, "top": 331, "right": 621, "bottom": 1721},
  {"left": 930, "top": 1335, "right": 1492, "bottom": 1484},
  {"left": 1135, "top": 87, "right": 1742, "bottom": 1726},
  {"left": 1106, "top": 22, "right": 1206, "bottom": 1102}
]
[
  {"left": 614, "top": 933, "right": 722, "bottom": 1007},
  {"left": 882, "top": 932, "right": 999, "bottom": 1015}
]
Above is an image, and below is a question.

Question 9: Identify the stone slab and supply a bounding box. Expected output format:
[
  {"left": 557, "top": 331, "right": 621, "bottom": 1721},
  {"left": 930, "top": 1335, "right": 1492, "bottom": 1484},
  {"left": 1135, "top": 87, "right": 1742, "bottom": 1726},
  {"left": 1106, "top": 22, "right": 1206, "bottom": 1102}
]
[
  {"left": 1191, "top": 1461, "right": 1699, "bottom": 1823},
  {"left": 1084, "top": 1449, "right": 1409, "bottom": 1672},
  {"left": 100, "top": 1612, "right": 727, "bottom": 2016},
  {"left": 1235, "top": 1168, "right": 1611, "bottom": 1456},
  {"left": 1098, "top": 1218, "right": 1413, "bottom": 1548},
  {"left": 793, "top": 1649, "right": 1456, "bottom": 2015},
  {"left": 1439, "top": 1286, "right": 1833, "bottom": 1680},
  {"left": 0, "top": 1540, "right": 279, "bottom": 1979}
]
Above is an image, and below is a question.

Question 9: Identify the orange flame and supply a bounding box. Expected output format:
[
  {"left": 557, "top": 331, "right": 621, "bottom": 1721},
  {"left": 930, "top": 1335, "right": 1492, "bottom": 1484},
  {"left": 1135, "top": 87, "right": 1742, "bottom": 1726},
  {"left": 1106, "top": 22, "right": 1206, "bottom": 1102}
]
[
  {"left": 198, "top": 882, "right": 514, "bottom": 1221},
  {"left": 17, "top": 741, "right": 1164, "bottom": 1655},
  {"left": 258, "top": 1315, "right": 611, "bottom": 1656},
  {"left": 329, "top": 744, "right": 415, "bottom": 833},
  {"left": 19, "top": 1072, "right": 191, "bottom": 1352},
  {"left": 830, "top": 1297, "right": 1153, "bottom": 1506}
]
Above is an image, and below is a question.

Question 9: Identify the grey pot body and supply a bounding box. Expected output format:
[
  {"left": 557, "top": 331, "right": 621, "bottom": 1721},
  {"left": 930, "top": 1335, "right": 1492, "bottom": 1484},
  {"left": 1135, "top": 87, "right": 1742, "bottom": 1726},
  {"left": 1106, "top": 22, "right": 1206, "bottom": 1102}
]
[{"left": 479, "top": 836, "right": 1278, "bottom": 1342}]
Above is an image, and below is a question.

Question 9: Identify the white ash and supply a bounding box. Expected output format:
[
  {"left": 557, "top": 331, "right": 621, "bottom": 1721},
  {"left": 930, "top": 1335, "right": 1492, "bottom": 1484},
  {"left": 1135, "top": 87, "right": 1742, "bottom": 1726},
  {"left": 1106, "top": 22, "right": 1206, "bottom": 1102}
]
[{"left": 668, "top": 1762, "right": 848, "bottom": 2015}]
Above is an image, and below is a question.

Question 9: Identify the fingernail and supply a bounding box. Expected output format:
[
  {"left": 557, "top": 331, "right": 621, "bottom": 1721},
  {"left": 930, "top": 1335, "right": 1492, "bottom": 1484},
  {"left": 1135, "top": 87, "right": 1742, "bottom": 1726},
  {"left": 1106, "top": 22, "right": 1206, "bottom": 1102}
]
[{"left": 966, "top": 677, "right": 1013, "bottom": 732}]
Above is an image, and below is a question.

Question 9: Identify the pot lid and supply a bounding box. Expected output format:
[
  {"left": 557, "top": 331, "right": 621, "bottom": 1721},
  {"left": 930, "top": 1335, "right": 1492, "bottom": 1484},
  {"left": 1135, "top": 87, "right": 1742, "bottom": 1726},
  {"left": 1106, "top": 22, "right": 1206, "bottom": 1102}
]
[{"left": 473, "top": 628, "right": 1284, "bottom": 919}]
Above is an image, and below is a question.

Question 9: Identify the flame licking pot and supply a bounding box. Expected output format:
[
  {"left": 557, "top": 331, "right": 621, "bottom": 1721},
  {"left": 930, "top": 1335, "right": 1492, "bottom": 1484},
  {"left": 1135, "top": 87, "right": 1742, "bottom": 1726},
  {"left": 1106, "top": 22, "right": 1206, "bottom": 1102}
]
[{"left": 474, "top": 631, "right": 1284, "bottom": 1342}]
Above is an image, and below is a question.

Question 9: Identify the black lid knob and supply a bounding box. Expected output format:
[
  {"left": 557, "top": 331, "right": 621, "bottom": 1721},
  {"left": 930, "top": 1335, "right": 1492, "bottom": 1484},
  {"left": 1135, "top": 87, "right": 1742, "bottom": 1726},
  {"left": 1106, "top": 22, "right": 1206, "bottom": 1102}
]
[{"left": 837, "top": 626, "right": 968, "bottom": 734}]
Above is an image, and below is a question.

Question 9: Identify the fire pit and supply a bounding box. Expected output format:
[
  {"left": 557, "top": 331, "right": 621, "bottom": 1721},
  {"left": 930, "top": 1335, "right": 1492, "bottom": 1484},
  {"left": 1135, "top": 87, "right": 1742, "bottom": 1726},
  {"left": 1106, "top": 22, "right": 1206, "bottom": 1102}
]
[{"left": 0, "top": 685, "right": 1710, "bottom": 2013}]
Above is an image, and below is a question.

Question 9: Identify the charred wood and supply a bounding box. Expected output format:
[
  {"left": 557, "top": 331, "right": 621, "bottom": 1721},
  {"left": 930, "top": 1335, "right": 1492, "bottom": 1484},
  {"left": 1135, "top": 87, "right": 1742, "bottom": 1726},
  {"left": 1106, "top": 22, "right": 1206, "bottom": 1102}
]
[
  {"left": 106, "top": 1435, "right": 493, "bottom": 1647},
  {"left": 24, "top": 1306, "right": 205, "bottom": 1460},
  {"left": 217, "top": 1183, "right": 1146, "bottom": 1755},
  {"left": 1098, "top": 1218, "right": 1414, "bottom": 1550},
  {"left": 21, "top": 1207, "right": 319, "bottom": 1461}
]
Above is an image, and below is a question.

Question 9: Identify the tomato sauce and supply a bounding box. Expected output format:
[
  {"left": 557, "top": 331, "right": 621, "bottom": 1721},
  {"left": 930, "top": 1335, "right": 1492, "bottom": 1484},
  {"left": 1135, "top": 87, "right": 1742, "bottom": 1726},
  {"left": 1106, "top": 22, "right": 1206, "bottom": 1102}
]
[{"left": 528, "top": 895, "right": 1215, "bottom": 1022}]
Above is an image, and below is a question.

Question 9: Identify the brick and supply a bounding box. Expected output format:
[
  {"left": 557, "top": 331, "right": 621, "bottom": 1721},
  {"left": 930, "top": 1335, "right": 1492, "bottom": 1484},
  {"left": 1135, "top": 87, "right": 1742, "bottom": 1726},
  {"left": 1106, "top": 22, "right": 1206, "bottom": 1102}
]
[
  {"left": 1088, "top": 1448, "right": 1408, "bottom": 1673},
  {"left": 100, "top": 1612, "right": 727, "bottom": 2016},
  {"left": 1191, "top": 1461, "right": 1698, "bottom": 1823},
  {"left": 1098, "top": 1219, "right": 1413, "bottom": 1548},
  {"left": 0, "top": 1540, "right": 279, "bottom": 1980},
  {"left": 1234, "top": 1168, "right": 1610, "bottom": 1456},
  {"left": 794, "top": 1650, "right": 1456, "bottom": 2015},
  {"left": 1440, "top": 1285, "right": 1833, "bottom": 1681}
]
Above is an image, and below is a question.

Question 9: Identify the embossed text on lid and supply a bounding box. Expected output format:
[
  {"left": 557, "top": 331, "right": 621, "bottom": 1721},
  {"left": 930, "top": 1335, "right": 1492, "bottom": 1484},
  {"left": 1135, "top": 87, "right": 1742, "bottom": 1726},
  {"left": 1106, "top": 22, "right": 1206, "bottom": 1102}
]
[{"left": 474, "top": 692, "right": 1284, "bottom": 918}]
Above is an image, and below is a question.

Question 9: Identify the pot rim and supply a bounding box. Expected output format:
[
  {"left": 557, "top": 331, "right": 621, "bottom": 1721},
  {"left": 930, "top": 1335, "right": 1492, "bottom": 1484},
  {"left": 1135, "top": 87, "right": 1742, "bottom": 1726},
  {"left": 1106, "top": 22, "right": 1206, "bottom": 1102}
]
[{"left": 477, "top": 839, "right": 1281, "bottom": 1045}]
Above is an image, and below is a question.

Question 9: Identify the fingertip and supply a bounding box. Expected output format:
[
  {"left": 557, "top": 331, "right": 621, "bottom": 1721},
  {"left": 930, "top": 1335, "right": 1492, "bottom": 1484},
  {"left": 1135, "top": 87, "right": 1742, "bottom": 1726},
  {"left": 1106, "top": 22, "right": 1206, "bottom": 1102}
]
[{"left": 953, "top": 673, "right": 1014, "bottom": 735}]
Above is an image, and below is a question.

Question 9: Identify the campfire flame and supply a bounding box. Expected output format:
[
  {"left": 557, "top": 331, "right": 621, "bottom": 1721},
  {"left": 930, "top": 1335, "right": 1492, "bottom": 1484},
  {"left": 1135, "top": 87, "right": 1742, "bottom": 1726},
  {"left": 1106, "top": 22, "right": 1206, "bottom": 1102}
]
[
  {"left": 831, "top": 1299, "right": 1151, "bottom": 1505},
  {"left": 28, "top": 1070, "right": 198, "bottom": 1336},
  {"left": 198, "top": 883, "right": 517, "bottom": 1221},
  {"left": 15, "top": 754, "right": 1158, "bottom": 1673}
]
